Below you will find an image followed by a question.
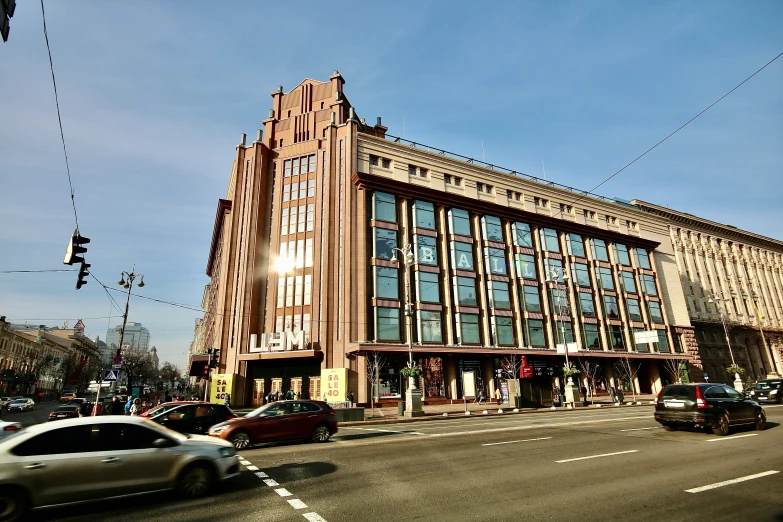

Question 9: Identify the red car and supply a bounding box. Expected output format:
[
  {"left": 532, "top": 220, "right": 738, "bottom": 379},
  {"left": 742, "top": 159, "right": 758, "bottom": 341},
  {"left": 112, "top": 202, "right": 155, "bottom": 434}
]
[{"left": 208, "top": 400, "right": 338, "bottom": 450}]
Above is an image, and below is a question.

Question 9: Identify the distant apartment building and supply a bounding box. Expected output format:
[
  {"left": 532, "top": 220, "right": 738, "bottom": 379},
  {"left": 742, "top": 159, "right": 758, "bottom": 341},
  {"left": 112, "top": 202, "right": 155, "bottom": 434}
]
[
  {"left": 198, "top": 73, "right": 696, "bottom": 408},
  {"left": 106, "top": 322, "right": 150, "bottom": 350},
  {"left": 634, "top": 201, "right": 783, "bottom": 381}
]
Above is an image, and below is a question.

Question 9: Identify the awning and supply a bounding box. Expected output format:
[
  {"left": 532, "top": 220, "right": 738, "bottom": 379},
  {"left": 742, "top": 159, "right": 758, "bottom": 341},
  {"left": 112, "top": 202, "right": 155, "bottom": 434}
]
[{"left": 187, "top": 355, "right": 209, "bottom": 377}]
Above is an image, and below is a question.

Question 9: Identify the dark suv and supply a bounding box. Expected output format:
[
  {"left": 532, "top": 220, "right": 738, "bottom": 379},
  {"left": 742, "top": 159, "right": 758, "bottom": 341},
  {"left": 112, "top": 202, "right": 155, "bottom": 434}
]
[
  {"left": 748, "top": 379, "right": 783, "bottom": 404},
  {"left": 654, "top": 383, "right": 766, "bottom": 436}
]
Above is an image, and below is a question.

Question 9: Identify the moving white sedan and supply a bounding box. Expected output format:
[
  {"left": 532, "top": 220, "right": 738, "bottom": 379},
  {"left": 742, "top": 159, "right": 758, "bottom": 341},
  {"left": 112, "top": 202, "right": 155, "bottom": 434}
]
[{"left": 0, "top": 416, "right": 240, "bottom": 521}]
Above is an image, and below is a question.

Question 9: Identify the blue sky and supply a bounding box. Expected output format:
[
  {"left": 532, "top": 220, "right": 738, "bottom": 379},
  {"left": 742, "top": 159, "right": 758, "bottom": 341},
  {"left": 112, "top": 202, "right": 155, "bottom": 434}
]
[{"left": 1, "top": 1, "right": 781, "bottom": 367}]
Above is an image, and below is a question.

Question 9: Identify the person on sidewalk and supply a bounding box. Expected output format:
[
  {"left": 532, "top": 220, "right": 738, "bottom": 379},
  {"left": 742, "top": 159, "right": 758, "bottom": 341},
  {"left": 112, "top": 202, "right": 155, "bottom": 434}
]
[{"left": 494, "top": 388, "right": 502, "bottom": 405}]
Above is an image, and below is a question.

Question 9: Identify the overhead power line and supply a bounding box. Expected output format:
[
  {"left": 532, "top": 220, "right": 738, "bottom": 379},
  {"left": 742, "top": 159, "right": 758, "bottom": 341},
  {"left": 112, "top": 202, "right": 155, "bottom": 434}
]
[
  {"left": 0, "top": 269, "right": 77, "bottom": 273},
  {"left": 555, "top": 50, "right": 783, "bottom": 219}
]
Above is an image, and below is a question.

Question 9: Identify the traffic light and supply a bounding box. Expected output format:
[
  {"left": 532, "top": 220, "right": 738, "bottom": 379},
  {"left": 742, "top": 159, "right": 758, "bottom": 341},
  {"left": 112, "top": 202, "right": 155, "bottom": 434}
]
[
  {"left": 210, "top": 349, "right": 220, "bottom": 368},
  {"left": 203, "top": 364, "right": 210, "bottom": 377},
  {"left": 63, "top": 229, "right": 90, "bottom": 265},
  {"left": 76, "top": 262, "right": 90, "bottom": 290},
  {"left": 0, "top": 0, "right": 16, "bottom": 43}
]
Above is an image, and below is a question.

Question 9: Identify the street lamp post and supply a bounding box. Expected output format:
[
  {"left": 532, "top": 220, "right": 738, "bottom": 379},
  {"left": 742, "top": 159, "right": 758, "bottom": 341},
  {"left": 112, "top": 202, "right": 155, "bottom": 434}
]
[
  {"left": 390, "top": 244, "right": 424, "bottom": 417},
  {"left": 545, "top": 267, "right": 580, "bottom": 407},
  {"left": 707, "top": 292, "right": 743, "bottom": 390},
  {"left": 115, "top": 267, "right": 145, "bottom": 394}
]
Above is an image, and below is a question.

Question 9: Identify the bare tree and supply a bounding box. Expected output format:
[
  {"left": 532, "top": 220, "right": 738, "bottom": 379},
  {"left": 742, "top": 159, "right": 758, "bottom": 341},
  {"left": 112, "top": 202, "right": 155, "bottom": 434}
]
[
  {"left": 365, "top": 352, "right": 386, "bottom": 417},
  {"left": 663, "top": 358, "right": 686, "bottom": 385},
  {"left": 578, "top": 359, "right": 601, "bottom": 404},
  {"left": 121, "top": 346, "right": 155, "bottom": 396},
  {"left": 159, "top": 362, "right": 182, "bottom": 387},
  {"left": 612, "top": 357, "right": 641, "bottom": 403},
  {"left": 501, "top": 354, "right": 523, "bottom": 406}
]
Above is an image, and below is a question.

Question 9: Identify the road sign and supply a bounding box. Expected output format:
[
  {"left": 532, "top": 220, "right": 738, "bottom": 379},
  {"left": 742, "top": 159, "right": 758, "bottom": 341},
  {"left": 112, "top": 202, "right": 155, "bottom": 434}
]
[
  {"left": 112, "top": 364, "right": 122, "bottom": 370},
  {"left": 112, "top": 355, "right": 122, "bottom": 365},
  {"left": 104, "top": 370, "right": 119, "bottom": 381}
]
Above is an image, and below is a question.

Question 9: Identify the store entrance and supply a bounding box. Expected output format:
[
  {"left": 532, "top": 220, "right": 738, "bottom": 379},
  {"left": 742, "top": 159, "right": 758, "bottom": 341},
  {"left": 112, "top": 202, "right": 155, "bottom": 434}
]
[{"left": 252, "top": 379, "right": 265, "bottom": 407}]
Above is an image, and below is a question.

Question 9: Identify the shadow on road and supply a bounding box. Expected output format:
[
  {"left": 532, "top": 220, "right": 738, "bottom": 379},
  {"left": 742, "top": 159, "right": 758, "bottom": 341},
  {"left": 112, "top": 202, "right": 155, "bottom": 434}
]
[{"left": 257, "top": 460, "right": 338, "bottom": 483}]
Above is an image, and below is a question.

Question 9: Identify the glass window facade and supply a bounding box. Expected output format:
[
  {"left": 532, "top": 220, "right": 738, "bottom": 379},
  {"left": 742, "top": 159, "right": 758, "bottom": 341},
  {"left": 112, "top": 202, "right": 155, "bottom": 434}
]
[
  {"left": 596, "top": 267, "right": 615, "bottom": 290},
  {"left": 492, "top": 316, "right": 514, "bottom": 346},
  {"left": 634, "top": 248, "right": 651, "bottom": 269},
  {"left": 539, "top": 228, "right": 560, "bottom": 253},
  {"left": 455, "top": 277, "right": 478, "bottom": 306},
  {"left": 414, "top": 200, "right": 435, "bottom": 230},
  {"left": 374, "top": 192, "right": 396, "bottom": 222},
  {"left": 525, "top": 320, "right": 546, "bottom": 347},
  {"left": 521, "top": 285, "right": 541, "bottom": 312},
  {"left": 375, "top": 267, "right": 399, "bottom": 300},
  {"left": 614, "top": 244, "right": 631, "bottom": 266},
  {"left": 626, "top": 298, "right": 642, "bottom": 321},
  {"left": 419, "top": 311, "right": 442, "bottom": 343},
  {"left": 449, "top": 208, "right": 471, "bottom": 236},
  {"left": 578, "top": 293, "right": 596, "bottom": 317},
  {"left": 485, "top": 247, "right": 507, "bottom": 275},
  {"left": 416, "top": 271, "right": 440, "bottom": 303},
  {"left": 582, "top": 323, "right": 600, "bottom": 349},
  {"left": 374, "top": 228, "right": 397, "bottom": 260},
  {"left": 642, "top": 274, "right": 657, "bottom": 296},
  {"left": 457, "top": 314, "right": 480, "bottom": 344},
  {"left": 655, "top": 330, "right": 670, "bottom": 352},
  {"left": 591, "top": 239, "right": 609, "bottom": 262},
  {"left": 415, "top": 235, "right": 438, "bottom": 266},
  {"left": 488, "top": 281, "right": 511, "bottom": 310},
  {"left": 513, "top": 222, "right": 533, "bottom": 248},
  {"left": 553, "top": 321, "right": 574, "bottom": 344},
  {"left": 483, "top": 215, "right": 503, "bottom": 242},
  {"left": 648, "top": 301, "right": 663, "bottom": 323},
  {"left": 567, "top": 234, "right": 586, "bottom": 257},
  {"left": 603, "top": 295, "right": 620, "bottom": 319},
  {"left": 515, "top": 253, "right": 537, "bottom": 279},
  {"left": 607, "top": 325, "right": 625, "bottom": 350},
  {"left": 572, "top": 263, "right": 591, "bottom": 287},
  {"left": 621, "top": 272, "right": 637, "bottom": 294},
  {"left": 376, "top": 307, "right": 400, "bottom": 341},
  {"left": 451, "top": 241, "right": 474, "bottom": 271}
]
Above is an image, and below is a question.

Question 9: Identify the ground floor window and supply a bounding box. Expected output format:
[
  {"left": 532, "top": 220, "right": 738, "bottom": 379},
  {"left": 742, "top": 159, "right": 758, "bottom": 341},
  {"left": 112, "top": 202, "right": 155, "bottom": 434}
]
[
  {"left": 378, "top": 363, "right": 402, "bottom": 399},
  {"left": 423, "top": 357, "right": 444, "bottom": 397}
]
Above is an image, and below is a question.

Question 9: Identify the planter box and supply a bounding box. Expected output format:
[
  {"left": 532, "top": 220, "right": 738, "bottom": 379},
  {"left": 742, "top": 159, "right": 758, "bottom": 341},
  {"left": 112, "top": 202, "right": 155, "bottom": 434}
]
[{"left": 335, "top": 407, "right": 365, "bottom": 422}]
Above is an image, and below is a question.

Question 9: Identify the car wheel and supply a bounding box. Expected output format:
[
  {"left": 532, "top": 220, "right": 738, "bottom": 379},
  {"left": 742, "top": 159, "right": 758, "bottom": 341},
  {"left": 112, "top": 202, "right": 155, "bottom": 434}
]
[
  {"left": 755, "top": 409, "right": 766, "bottom": 431},
  {"left": 712, "top": 413, "right": 730, "bottom": 436},
  {"left": 229, "top": 431, "right": 251, "bottom": 450},
  {"left": 176, "top": 464, "right": 215, "bottom": 498},
  {"left": 662, "top": 425, "right": 677, "bottom": 432},
  {"left": 0, "top": 486, "right": 30, "bottom": 522},
  {"left": 311, "top": 425, "right": 331, "bottom": 443}
]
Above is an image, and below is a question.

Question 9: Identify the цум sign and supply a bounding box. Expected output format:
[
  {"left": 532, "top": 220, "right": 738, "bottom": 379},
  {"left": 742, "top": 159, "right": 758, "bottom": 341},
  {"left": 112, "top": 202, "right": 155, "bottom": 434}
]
[{"left": 249, "top": 331, "right": 308, "bottom": 353}]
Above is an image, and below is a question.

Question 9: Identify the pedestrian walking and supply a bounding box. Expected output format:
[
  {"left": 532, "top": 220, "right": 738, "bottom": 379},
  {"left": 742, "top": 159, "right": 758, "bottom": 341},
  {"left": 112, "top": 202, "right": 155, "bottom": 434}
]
[
  {"left": 494, "top": 388, "right": 502, "bottom": 405},
  {"left": 130, "top": 398, "right": 141, "bottom": 416},
  {"left": 347, "top": 391, "right": 354, "bottom": 408},
  {"left": 111, "top": 396, "right": 124, "bottom": 415},
  {"left": 125, "top": 396, "right": 134, "bottom": 415}
]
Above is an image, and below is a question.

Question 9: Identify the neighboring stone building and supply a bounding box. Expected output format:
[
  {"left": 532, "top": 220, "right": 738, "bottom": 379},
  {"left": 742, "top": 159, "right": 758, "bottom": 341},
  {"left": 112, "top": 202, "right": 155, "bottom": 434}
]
[
  {"left": 633, "top": 200, "right": 783, "bottom": 382},
  {"left": 201, "top": 73, "right": 694, "bottom": 407}
]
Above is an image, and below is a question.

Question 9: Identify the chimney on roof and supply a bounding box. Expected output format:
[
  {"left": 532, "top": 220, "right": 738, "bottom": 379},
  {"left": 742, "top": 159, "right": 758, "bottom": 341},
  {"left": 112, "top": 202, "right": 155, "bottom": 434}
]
[{"left": 239, "top": 133, "right": 247, "bottom": 147}]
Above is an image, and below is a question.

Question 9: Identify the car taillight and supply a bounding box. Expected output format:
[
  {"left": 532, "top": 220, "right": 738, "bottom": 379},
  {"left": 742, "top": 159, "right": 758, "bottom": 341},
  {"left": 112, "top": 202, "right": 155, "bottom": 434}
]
[
  {"left": 48, "top": 412, "right": 56, "bottom": 417},
  {"left": 654, "top": 389, "right": 663, "bottom": 406},
  {"left": 3, "top": 425, "right": 19, "bottom": 431},
  {"left": 226, "top": 414, "right": 237, "bottom": 419},
  {"left": 695, "top": 387, "right": 708, "bottom": 409}
]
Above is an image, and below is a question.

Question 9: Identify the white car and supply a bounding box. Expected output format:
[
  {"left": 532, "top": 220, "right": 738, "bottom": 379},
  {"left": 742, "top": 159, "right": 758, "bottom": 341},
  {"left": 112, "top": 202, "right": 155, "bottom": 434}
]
[
  {"left": 0, "top": 398, "right": 11, "bottom": 409},
  {"left": 6, "top": 399, "right": 34, "bottom": 413},
  {"left": 0, "top": 420, "right": 22, "bottom": 440},
  {"left": 0, "top": 416, "right": 240, "bottom": 521}
]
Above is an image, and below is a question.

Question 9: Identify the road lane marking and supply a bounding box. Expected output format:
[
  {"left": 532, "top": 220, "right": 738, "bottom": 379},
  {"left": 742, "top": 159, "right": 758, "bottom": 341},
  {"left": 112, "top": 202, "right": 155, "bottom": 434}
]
[
  {"left": 685, "top": 470, "right": 779, "bottom": 493},
  {"left": 254, "top": 471, "right": 268, "bottom": 478},
  {"left": 706, "top": 433, "right": 759, "bottom": 442},
  {"left": 482, "top": 437, "right": 552, "bottom": 446},
  {"left": 303, "top": 513, "right": 328, "bottom": 522},
  {"left": 430, "top": 415, "right": 649, "bottom": 438},
  {"left": 263, "top": 478, "right": 280, "bottom": 487},
  {"left": 343, "top": 427, "right": 424, "bottom": 435},
  {"left": 556, "top": 450, "right": 639, "bottom": 463},
  {"left": 246, "top": 465, "right": 260, "bottom": 471},
  {"left": 275, "top": 488, "right": 293, "bottom": 497},
  {"left": 620, "top": 427, "right": 663, "bottom": 432},
  {"left": 288, "top": 499, "right": 308, "bottom": 509}
]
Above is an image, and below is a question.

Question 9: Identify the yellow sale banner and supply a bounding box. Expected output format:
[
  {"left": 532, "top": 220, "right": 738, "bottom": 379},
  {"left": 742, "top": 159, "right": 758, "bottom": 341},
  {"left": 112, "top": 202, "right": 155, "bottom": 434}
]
[
  {"left": 320, "top": 368, "right": 347, "bottom": 402},
  {"left": 210, "top": 373, "right": 235, "bottom": 404}
]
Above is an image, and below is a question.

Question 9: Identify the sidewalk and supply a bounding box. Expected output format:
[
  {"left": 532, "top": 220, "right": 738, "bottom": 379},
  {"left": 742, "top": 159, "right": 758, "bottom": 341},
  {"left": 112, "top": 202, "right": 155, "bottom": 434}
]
[{"left": 234, "top": 393, "right": 656, "bottom": 426}]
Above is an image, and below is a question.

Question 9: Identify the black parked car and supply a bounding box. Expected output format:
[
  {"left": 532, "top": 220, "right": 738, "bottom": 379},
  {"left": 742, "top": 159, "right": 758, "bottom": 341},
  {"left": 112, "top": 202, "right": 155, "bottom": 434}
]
[
  {"left": 654, "top": 383, "right": 766, "bottom": 436},
  {"left": 748, "top": 379, "right": 783, "bottom": 404},
  {"left": 149, "top": 403, "right": 236, "bottom": 435}
]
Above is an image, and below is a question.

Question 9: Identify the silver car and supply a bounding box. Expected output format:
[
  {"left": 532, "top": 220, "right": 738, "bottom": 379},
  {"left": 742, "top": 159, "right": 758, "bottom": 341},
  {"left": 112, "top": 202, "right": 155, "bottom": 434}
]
[
  {"left": 6, "top": 399, "right": 34, "bottom": 413},
  {"left": 0, "top": 416, "right": 240, "bottom": 521}
]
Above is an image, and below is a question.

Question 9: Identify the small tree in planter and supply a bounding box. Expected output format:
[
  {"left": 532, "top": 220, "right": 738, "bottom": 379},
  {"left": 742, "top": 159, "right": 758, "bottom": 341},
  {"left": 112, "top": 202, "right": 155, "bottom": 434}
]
[
  {"left": 578, "top": 360, "right": 600, "bottom": 403},
  {"left": 562, "top": 363, "right": 580, "bottom": 382},
  {"left": 365, "top": 352, "right": 386, "bottom": 417},
  {"left": 726, "top": 364, "right": 746, "bottom": 391}
]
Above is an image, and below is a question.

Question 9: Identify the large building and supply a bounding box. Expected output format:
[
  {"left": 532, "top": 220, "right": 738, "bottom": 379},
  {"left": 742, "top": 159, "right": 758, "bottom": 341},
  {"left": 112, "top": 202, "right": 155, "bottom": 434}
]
[
  {"left": 200, "top": 73, "right": 700, "bottom": 408},
  {"left": 106, "top": 322, "right": 150, "bottom": 350},
  {"left": 634, "top": 201, "right": 783, "bottom": 381}
]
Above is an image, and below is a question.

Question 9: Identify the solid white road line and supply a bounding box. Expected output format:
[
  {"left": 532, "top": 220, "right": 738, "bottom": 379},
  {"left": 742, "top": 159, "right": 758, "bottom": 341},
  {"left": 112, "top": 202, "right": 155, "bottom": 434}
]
[
  {"left": 288, "top": 499, "right": 308, "bottom": 509},
  {"left": 556, "top": 450, "right": 639, "bottom": 463},
  {"left": 685, "top": 470, "right": 779, "bottom": 493},
  {"left": 482, "top": 437, "right": 552, "bottom": 446},
  {"left": 302, "top": 513, "right": 328, "bottom": 522},
  {"left": 620, "top": 426, "right": 663, "bottom": 432},
  {"left": 342, "top": 427, "right": 424, "bottom": 435},
  {"left": 706, "top": 433, "right": 759, "bottom": 442},
  {"left": 275, "top": 488, "right": 292, "bottom": 497},
  {"left": 263, "top": 478, "right": 280, "bottom": 487},
  {"left": 430, "top": 415, "right": 648, "bottom": 438}
]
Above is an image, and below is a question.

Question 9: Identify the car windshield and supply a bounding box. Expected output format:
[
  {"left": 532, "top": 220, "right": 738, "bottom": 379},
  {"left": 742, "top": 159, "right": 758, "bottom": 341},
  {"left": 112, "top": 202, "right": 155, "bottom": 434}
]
[
  {"left": 756, "top": 381, "right": 782, "bottom": 390},
  {"left": 245, "top": 403, "right": 286, "bottom": 418},
  {"left": 11, "top": 400, "right": 27, "bottom": 404},
  {"left": 55, "top": 407, "right": 77, "bottom": 412},
  {"left": 146, "top": 403, "right": 184, "bottom": 416}
]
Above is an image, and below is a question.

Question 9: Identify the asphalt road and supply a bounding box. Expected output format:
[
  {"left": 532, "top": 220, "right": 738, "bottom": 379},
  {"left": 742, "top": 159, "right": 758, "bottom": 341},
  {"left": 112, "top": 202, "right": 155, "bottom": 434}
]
[
  {"left": 2, "top": 399, "right": 60, "bottom": 426},
  {"left": 36, "top": 404, "right": 783, "bottom": 522}
]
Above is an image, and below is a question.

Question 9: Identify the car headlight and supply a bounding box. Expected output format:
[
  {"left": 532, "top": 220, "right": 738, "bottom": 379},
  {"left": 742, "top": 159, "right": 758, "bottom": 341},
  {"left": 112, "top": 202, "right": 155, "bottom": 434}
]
[
  {"left": 210, "top": 425, "right": 228, "bottom": 435},
  {"left": 770, "top": 389, "right": 778, "bottom": 395},
  {"left": 219, "top": 447, "right": 236, "bottom": 458}
]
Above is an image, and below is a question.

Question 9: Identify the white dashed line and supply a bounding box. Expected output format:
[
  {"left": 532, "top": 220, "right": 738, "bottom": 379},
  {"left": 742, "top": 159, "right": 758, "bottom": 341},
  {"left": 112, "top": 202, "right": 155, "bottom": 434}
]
[
  {"left": 706, "top": 433, "right": 759, "bottom": 442},
  {"left": 303, "top": 513, "right": 328, "bottom": 522},
  {"left": 685, "top": 470, "right": 779, "bottom": 493},
  {"left": 482, "top": 437, "right": 552, "bottom": 446},
  {"left": 343, "top": 427, "right": 424, "bottom": 435},
  {"left": 263, "top": 478, "right": 280, "bottom": 487},
  {"left": 556, "top": 450, "right": 639, "bottom": 463},
  {"left": 275, "top": 488, "right": 293, "bottom": 497},
  {"left": 620, "top": 426, "right": 663, "bottom": 432},
  {"left": 254, "top": 471, "right": 268, "bottom": 478},
  {"left": 243, "top": 458, "right": 327, "bottom": 521},
  {"left": 430, "top": 415, "right": 648, "bottom": 437},
  {"left": 246, "top": 465, "right": 259, "bottom": 471},
  {"left": 288, "top": 499, "right": 308, "bottom": 509}
]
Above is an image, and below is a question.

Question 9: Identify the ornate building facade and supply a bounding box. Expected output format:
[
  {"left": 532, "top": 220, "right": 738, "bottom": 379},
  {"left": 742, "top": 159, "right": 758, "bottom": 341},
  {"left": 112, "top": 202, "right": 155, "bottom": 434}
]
[{"left": 634, "top": 201, "right": 783, "bottom": 381}]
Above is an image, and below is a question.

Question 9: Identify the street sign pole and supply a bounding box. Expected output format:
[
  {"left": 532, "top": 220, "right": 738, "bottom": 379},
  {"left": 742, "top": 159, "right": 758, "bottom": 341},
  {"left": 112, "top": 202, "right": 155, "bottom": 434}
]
[{"left": 93, "top": 373, "right": 102, "bottom": 416}]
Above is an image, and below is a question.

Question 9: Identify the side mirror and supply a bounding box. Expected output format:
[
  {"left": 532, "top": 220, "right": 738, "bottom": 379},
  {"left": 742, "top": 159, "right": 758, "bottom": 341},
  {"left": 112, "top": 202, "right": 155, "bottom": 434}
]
[{"left": 152, "top": 438, "right": 174, "bottom": 448}]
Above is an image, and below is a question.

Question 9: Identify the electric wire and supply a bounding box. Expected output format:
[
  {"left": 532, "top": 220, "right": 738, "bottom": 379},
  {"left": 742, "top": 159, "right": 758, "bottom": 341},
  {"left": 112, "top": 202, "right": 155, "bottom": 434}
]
[
  {"left": 0, "top": 269, "right": 78, "bottom": 273},
  {"left": 553, "top": 50, "right": 783, "bottom": 220}
]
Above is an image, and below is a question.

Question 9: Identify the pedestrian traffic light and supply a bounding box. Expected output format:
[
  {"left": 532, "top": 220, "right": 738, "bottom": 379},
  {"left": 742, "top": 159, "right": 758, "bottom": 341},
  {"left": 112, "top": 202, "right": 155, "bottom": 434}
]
[
  {"left": 63, "top": 229, "right": 90, "bottom": 265},
  {"left": 76, "top": 262, "right": 90, "bottom": 290}
]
